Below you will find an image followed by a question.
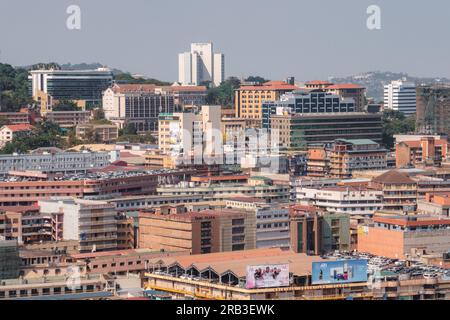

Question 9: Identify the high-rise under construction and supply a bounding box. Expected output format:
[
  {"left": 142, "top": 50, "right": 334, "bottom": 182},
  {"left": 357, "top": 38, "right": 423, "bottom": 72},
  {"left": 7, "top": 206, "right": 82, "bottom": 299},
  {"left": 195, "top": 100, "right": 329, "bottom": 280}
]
[{"left": 416, "top": 85, "right": 450, "bottom": 136}]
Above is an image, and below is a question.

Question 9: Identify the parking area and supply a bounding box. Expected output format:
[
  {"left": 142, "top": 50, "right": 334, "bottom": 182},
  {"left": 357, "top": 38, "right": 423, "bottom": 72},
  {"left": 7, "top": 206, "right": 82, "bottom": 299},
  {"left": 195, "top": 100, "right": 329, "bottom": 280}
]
[{"left": 322, "top": 251, "right": 450, "bottom": 280}]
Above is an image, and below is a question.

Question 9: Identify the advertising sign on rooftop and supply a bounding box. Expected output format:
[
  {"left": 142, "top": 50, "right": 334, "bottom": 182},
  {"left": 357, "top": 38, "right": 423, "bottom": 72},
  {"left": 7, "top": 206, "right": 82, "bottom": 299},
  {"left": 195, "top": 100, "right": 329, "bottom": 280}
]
[
  {"left": 246, "top": 264, "right": 289, "bottom": 289},
  {"left": 312, "top": 259, "right": 368, "bottom": 285}
]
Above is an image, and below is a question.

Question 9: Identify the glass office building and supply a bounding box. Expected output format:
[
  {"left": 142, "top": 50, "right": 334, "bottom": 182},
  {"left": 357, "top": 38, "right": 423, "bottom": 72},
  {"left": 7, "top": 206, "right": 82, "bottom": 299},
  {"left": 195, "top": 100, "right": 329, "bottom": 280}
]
[
  {"left": 29, "top": 68, "right": 113, "bottom": 106},
  {"left": 262, "top": 89, "right": 356, "bottom": 129}
]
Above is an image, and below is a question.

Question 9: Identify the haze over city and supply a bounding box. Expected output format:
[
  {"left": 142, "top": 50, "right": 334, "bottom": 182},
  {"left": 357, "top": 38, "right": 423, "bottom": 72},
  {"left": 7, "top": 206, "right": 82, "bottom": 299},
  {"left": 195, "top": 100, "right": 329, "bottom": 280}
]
[
  {"left": 2, "top": 0, "right": 450, "bottom": 307},
  {"left": 1, "top": 0, "right": 450, "bottom": 80}
]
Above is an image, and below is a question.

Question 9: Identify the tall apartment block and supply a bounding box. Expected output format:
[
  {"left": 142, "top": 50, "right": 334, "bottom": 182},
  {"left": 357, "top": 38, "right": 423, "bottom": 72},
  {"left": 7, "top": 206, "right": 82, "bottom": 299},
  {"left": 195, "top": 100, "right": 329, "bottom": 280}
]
[
  {"left": 416, "top": 85, "right": 450, "bottom": 135},
  {"left": 178, "top": 42, "right": 225, "bottom": 87},
  {"left": 29, "top": 68, "right": 113, "bottom": 107},
  {"left": 384, "top": 80, "right": 417, "bottom": 116}
]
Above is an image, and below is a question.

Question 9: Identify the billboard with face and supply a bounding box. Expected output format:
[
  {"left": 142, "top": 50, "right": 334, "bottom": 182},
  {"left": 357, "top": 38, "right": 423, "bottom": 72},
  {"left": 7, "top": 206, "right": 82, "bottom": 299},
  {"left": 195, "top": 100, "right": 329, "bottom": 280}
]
[
  {"left": 312, "top": 259, "right": 368, "bottom": 285},
  {"left": 246, "top": 264, "right": 289, "bottom": 289}
]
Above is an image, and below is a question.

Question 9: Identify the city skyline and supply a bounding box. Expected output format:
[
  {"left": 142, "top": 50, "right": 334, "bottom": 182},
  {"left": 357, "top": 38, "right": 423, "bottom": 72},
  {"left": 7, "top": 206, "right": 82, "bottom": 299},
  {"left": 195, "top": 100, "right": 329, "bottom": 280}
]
[{"left": 1, "top": 0, "right": 450, "bottom": 82}]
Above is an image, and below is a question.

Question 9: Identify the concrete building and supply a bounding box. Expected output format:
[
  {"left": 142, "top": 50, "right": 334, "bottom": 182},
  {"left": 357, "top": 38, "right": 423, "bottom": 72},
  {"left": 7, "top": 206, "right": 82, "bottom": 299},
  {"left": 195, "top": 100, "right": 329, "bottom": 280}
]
[
  {"left": 138, "top": 208, "right": 256, "bottom": 254},
  {"left": 324, "top": 84, "right": 366, "bottom": 112},
  {"left": 0, "top": 124, "right": 34, "bottom": 147},
  {"left": 0, "top": 274, "right": 111, "bottom": 299},
  {"left": 289, "top": 205, "right": 351, "bottom": 255},
  {"left": 300, "top": 81, "right": 366, "bottom": 112},
  {"left": 29, "top": 68, "right": 113, "bottom": 107},
  {"left": 38, "top": 198, "right": 118, "bottom": 253},
  {"left": 417, "top": 192, "right": 450, "bottom": 217},
  {"left": 225, "top": 198, "right": 290, "bottom": 249},
  {"left": 0, "top": 168, "right": 191, "bottom": 213},
  {"left": 158, "top": 105, "right": 222, "bottom": 163},
  {"left": 178, "top": 42, "right": 225, "bottom": 87},
  {"left": 154, "top": 85, "right": 207, "bottom": 108},
  {"left": 0, "top": 240, "right": 20, "bottom": 280},
  {"left": 358, "top": 215, "right": 450, "bottom": 259},
  {"left": 306, "top": 139, "right": 387, "bottom": 178},
  {"left": 304, "top": 80, "right": 334, "bottom": 90},
  {"left": 45, "top": 110, "right": 91, "bottom": 128},
  {"left": 0, "top": 209, "right": 63, "bottom": 244},
  {"left": 416, "top": 85, "right": 450, "bottom": 135},
  {"left": 0, "top": 148, "right": 111, "bottom": 175},
  {"left": 156, "top": 182, "right": 290, "bottom": 203},
  {"left": 396, "top": 137, "right": 449, "bottom": 168},
  {"left": 102, "top": 84, "right": 175, "bottom": 133},
  {"left": 0, "top": 111, "right": 30, "bottom": 125},
  {"left": 294, "top": 186, "right": 383, "bottom": 217},
  {"left": 262, "top": 89, "right": 356, "bottom": 129},
  {"left": 384, "top": 80, "right": 417, "bottom": 116},
  {"left": 271, "top": 112, "right": 383, "bottom": 151},
  {"left": 76, "top": 123, "right": 119, "bottom": 143},
  {"left": 371, "top": 170, "right": 418, "bottom": 212},
  {"left": 235, "top": 81, "right": 298, "bottom": 123}
]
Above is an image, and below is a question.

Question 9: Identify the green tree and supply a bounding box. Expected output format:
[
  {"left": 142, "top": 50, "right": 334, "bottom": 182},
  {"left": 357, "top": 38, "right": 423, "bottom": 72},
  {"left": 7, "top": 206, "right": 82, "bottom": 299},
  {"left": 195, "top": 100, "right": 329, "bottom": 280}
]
[
  {"left": 382, "top": 110, "right": 415, "bottom": 149},
  {"left": 245, "top": 76, "right": 269, "bottom": 84},
  {"left": 83, "top": 127, "right": 102, "bottom": 144},
  {"left": 122, "top": 123, "right": 137, "bottom": 135},
  {"left": 92, "top": 108, "right": 105, "bottom": 121},
  {"left": 206, "top": 77, "right": 241, "bottom": 107},
  {"left": 0, "top": 120, "right": 65, "bottom": 154},
  {"left": 52, "top": 100, "right": 79, "bottom": 111},
  {"left": 0, "top": 63, "right": 32, "bottom": 112}
]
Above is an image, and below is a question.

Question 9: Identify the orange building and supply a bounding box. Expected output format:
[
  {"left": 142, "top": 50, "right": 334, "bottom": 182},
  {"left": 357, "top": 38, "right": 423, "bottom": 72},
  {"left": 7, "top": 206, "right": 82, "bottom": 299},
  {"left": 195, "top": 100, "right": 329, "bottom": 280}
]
[
  {"left": 138, "top": 209, "right": 256, "bottom": 254},
  {"left": 306, "top": 145, "right": 328, "bottom": 177},
  {"left": 417, "top": 192, "right": 450, "bottom": 217},
  {"left": 396, "top": 137, "right": 449, "bottom": 168},
  {"left": 358, "top": 215, "right": 450, "bottom": 259}
]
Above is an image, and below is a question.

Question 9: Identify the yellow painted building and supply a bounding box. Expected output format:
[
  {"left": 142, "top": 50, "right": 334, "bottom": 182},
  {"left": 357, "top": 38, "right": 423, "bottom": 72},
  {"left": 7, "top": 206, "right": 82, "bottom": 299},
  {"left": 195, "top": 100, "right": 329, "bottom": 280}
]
[{"left": 234, "top": 81, "right": 298, "bottom": 124}]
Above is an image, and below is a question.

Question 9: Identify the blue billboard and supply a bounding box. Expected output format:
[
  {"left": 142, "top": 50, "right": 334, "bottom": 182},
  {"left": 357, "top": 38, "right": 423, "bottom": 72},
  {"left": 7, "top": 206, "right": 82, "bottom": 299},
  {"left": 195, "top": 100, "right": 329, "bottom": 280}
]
[{"left": 312, "top": 259, "right": 368, "bottom": 285}]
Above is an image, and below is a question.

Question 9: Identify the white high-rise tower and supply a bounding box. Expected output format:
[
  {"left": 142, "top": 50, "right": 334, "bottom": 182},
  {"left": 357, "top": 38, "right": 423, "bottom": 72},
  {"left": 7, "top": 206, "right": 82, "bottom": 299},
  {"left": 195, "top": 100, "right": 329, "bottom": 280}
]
[
  {"left": 178, "top": 42, "right": 225, "bottom": 87},
  {"left": 384, "top": 80, "right": 416, "bottom": 116}
]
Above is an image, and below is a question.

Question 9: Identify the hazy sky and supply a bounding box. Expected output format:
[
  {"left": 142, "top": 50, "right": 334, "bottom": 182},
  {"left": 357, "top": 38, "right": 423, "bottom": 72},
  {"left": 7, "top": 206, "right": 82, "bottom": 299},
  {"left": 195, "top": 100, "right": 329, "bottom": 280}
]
[{"left": 1, "top": 0, "right": 450, "bottom": 81}]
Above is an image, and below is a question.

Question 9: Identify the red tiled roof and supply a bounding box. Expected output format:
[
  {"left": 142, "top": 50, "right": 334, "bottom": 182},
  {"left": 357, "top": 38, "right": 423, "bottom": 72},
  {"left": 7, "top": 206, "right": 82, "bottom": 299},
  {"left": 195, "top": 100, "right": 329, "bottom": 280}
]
[
  {"left": 373, "top": 216, "right": 450, "bottom": 227},
  {"left": 326, "top": 83, "right": 365, "bottom": 90},
  {"left": 2, "top": 124, "right": 34, "bottom": 132},
  {"left": 372, "top": 170, "right": 416, "bottom": 184},
  {"left": 305, "top": 80, "right": 334, "bottom": 85}
]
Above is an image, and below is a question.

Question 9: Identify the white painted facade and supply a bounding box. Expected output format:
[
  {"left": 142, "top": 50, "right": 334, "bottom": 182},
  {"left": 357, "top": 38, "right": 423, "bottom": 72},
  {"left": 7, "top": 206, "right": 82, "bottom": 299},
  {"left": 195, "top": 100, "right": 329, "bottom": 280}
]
[
  {"left": 178, "top": 42, "right": 224, "bottom": 87},
  {"left": 38, "top": 198, "right": 118, "bottom": 253},
  {"left": 294, "top": 187, "right": 383, "bottom": 216},
  {"left": 384, "top": 80, "right": 417, "bottom": 115}
]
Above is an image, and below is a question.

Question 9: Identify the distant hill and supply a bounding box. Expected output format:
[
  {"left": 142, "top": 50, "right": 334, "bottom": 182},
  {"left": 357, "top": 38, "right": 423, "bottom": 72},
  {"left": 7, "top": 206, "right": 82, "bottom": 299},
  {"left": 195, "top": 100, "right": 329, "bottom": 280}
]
[{"left": 329, "top": 71, "right": 450, "bottom": 102}]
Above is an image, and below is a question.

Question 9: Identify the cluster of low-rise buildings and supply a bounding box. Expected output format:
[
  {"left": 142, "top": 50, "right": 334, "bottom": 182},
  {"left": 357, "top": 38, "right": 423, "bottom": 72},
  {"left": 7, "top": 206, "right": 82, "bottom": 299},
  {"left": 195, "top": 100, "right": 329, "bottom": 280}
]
[{"left": 2, "top": 43, "right": 450, "bottom": 301}]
